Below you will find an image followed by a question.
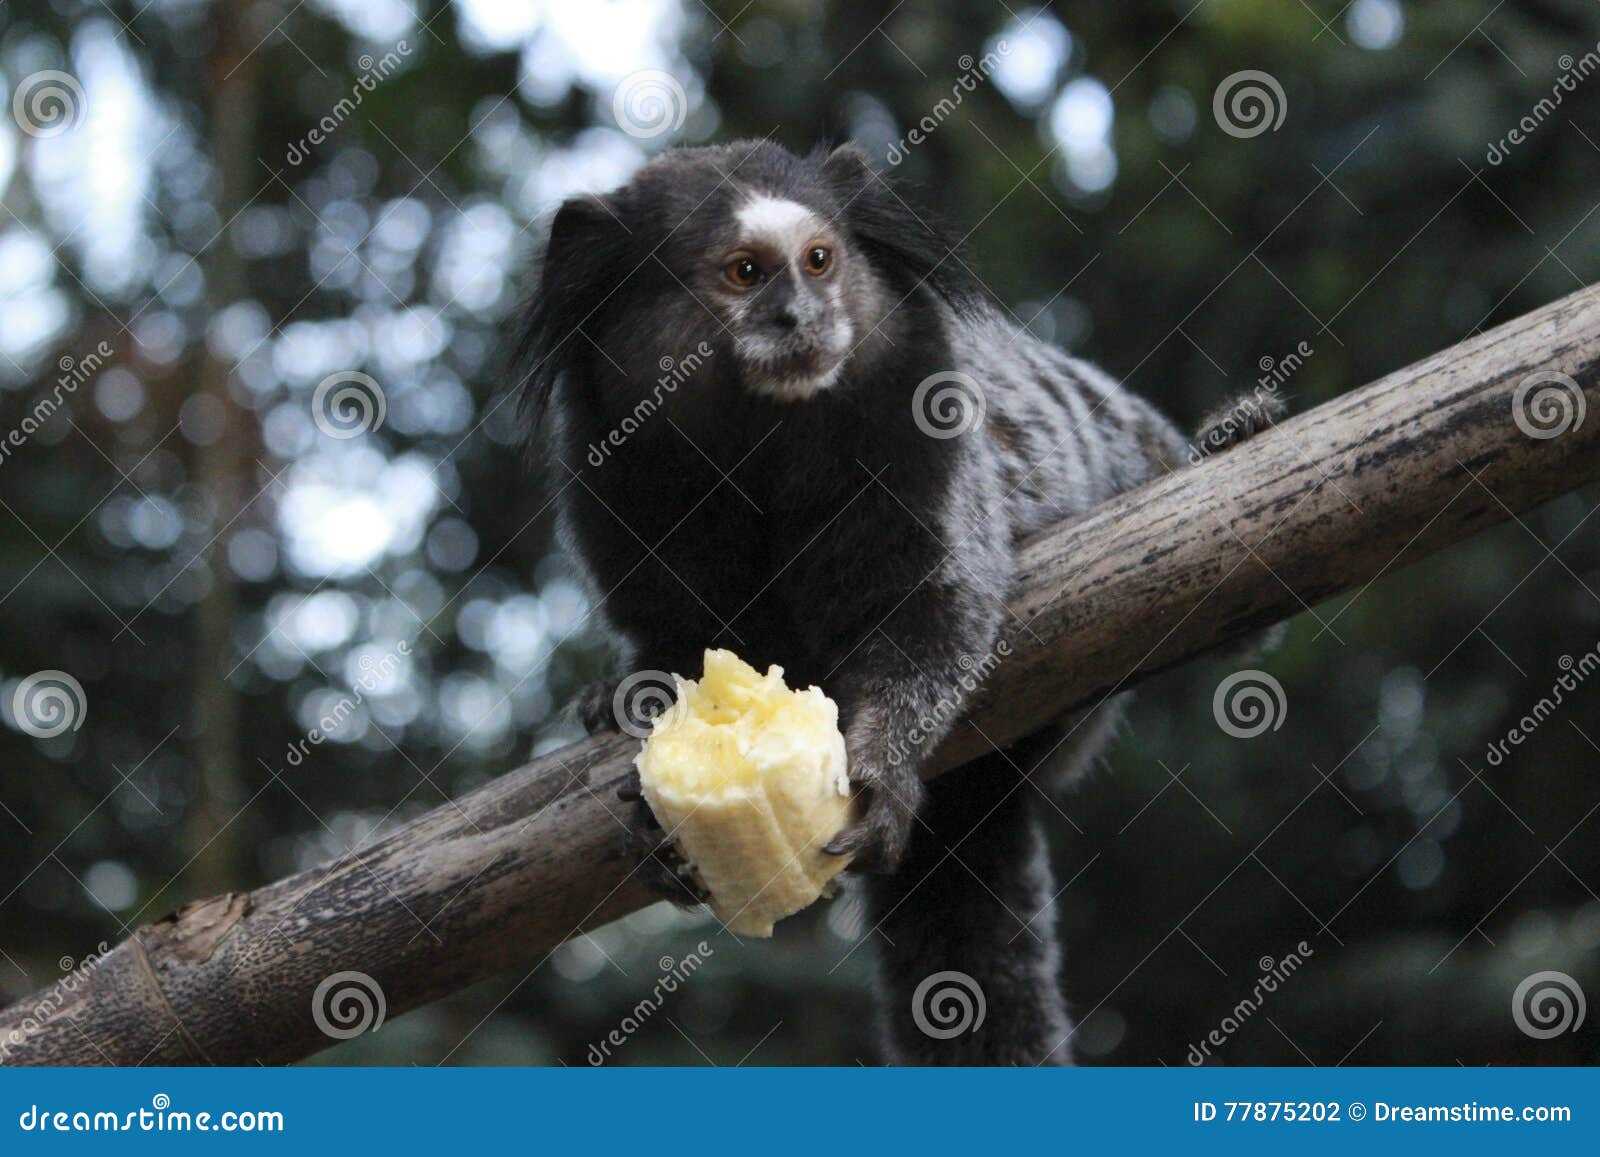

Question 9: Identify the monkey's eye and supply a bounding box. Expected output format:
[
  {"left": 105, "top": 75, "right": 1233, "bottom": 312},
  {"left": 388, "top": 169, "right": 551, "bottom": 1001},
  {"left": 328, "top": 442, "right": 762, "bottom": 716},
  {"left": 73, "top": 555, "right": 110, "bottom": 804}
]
[
  {"left": 725, "top": 257, "right": 760, "bottom": 288},
  {"left": 804, "top": 246, "right": 831, "bottom": 275}
]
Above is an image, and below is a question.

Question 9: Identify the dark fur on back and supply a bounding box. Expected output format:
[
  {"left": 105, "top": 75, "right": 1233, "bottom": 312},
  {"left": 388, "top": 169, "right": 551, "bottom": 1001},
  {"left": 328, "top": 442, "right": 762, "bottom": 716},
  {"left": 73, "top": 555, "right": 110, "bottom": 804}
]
[{"left": 518, "top": 139, "right": 1276, "bottom": 1065}]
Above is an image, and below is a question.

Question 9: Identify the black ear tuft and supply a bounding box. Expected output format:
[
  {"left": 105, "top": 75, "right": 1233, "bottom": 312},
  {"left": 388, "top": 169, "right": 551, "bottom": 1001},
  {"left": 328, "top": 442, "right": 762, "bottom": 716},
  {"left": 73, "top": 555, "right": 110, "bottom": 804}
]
[
  {"left": 817, "top": 142, "right": 982, "bottom": 310},
  {"left": 818, "top": 141, "right": 874, "bottom": 186},
  {"left": 512, "top": 194, "right": 631, "bottom": 440}
]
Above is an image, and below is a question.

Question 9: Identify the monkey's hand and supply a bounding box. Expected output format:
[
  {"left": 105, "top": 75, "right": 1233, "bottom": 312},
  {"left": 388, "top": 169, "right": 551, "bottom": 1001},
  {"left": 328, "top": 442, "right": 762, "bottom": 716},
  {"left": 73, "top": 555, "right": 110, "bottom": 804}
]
[
  {"left": 616, "top": 769, "right": 710, "bottom": 906},
  {"left": 572, "top": 680, "right": 622, "bottom": 734},
  {"left": 823, "top": 720, "right": 925, "bottom": 875},
  {"left": 571, "top": 677, "right": 676, "bottom": 736}
]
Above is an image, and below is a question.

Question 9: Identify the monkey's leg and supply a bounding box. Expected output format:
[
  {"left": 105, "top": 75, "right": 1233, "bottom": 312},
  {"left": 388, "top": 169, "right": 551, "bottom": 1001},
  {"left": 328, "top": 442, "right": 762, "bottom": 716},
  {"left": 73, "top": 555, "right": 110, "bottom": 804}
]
[{"left": 864, "top": 738, "right": 1073, "bottom": 1066}]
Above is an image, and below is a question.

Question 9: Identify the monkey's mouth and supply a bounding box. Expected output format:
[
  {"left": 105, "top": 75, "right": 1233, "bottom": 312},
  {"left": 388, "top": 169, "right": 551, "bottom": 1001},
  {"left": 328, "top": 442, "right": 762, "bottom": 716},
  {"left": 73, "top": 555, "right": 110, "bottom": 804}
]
[{"left": 736, "top": 334, "right": 850, "bottom": 402}]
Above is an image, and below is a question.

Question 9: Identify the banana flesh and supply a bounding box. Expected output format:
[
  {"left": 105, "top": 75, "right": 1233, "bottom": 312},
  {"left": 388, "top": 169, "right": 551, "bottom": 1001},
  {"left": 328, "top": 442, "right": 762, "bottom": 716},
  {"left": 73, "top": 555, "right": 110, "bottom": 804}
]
[{"left": 634, "top": 649, "right": 852, "bottom": 937}]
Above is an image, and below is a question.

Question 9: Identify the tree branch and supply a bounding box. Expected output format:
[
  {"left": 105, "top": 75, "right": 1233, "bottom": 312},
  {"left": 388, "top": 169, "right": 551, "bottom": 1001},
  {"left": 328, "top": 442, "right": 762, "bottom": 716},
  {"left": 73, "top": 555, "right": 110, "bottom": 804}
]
[{"left": 4, "top": 285, "right": 1598, "bottom": 1066}]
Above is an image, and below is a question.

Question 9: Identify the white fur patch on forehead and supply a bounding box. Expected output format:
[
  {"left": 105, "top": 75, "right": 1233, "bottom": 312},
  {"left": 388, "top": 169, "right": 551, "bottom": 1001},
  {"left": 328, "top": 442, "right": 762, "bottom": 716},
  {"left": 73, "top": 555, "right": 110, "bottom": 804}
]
[{"left": 735, "top": 195, "right": 822, "bottom": 252}]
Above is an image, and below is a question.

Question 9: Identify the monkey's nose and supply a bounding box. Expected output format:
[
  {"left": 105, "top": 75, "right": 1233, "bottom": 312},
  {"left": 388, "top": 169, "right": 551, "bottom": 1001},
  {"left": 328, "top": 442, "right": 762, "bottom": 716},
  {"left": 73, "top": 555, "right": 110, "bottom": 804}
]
[{"left": 773, "top": 306, "right": 800, "bottom": 331}]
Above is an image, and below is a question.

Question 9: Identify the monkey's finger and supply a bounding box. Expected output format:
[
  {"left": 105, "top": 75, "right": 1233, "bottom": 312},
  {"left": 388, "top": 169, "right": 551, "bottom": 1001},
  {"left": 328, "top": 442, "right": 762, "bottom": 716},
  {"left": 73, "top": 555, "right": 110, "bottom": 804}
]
[
  {"left": 822, "top": 823, "right": 871, "bottom": 858},
  {"left": 616, "top": 769, "right": 645, "bottom": 802}
]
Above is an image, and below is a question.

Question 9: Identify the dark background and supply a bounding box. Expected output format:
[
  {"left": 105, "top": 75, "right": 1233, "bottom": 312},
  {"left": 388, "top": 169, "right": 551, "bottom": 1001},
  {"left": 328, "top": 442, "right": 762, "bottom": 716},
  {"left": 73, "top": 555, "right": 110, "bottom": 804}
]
[{"left": 0, "top": 0, "right": 1596, "bottom": 1065}]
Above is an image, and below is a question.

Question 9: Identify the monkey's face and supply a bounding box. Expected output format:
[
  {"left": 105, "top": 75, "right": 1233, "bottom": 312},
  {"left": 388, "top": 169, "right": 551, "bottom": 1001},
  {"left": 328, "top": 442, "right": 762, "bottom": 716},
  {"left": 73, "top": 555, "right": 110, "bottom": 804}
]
[
  {"left": 704, "top": 194, "right": 858, "bottom": 403},
  {"left": 523, "top": 142, "right": 921, "bottom": 441}
]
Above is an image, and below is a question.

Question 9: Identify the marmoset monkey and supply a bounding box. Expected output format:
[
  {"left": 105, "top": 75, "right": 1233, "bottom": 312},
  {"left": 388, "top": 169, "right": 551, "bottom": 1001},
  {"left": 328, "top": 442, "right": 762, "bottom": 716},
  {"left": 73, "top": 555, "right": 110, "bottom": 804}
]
[{"left": 518, "top": 140, "right": 1280, "bottom": 1064}]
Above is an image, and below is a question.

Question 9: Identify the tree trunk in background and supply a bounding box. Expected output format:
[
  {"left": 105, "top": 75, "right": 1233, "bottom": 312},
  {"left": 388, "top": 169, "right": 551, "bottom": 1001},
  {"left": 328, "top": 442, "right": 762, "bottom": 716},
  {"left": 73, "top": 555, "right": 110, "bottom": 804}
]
[{"left": 187, "top": 2, "right": 260, "bottom": 888}]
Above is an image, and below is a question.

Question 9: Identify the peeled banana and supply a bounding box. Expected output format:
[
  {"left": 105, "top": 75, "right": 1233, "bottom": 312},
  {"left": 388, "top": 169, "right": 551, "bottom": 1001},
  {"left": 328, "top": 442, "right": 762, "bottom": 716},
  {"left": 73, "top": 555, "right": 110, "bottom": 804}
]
[{"left": 634, "top": 649, "right": 853, "bottom": 937}]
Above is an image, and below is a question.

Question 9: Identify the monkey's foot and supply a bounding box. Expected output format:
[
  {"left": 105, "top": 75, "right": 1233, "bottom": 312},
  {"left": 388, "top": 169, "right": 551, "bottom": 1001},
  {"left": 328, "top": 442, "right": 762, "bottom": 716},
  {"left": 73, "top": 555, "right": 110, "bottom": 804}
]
[
  {"left": 617, "top": 770, "right": 710, "bottom": 906},
  {"left": 1195, "top": 391, "right": 1288, "bottom": 454}
]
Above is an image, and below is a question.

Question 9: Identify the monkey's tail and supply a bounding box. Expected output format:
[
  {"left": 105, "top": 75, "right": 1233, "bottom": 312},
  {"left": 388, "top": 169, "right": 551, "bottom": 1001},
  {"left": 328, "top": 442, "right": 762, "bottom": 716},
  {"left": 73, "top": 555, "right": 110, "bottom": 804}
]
[{"left": 863, "top": 731, "right": 1076, "bottom": 1066}]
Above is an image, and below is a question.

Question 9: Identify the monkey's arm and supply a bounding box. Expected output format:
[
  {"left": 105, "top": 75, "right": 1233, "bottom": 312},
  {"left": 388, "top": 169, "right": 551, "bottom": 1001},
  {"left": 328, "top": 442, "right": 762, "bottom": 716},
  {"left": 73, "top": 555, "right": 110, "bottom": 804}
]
[
  {"left": 806, "top": 491, "right": 1014, "bottom": 874},
  {"left": 827, "top": 610, "right": 1008, "bottom": 872}
]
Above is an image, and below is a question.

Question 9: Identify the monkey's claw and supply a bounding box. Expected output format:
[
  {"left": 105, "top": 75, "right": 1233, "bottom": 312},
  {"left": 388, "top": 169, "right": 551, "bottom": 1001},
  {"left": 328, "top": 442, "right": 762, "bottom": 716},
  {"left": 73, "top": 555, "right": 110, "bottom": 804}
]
[{"left": 823, "top": 781, "right": 921, "bottom": 876}]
